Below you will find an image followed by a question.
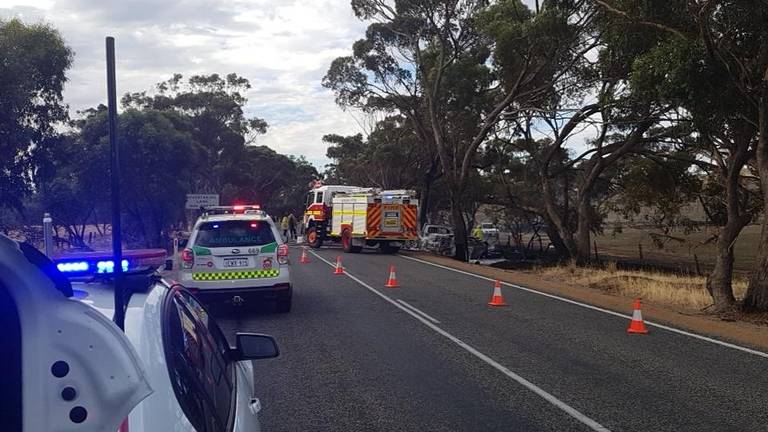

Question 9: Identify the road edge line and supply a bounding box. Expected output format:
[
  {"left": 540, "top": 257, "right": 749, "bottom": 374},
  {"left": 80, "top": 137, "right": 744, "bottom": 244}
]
[
  {"left": 398, "top": 254, "right": 768, "bottom": 360},
  {"left": 308, "top": 249, "right": 612, "bottom": 432}
]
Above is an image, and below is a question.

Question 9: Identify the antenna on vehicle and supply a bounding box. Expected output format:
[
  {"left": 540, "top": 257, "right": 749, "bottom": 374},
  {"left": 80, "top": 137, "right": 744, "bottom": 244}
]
[{"left": 106, "top": 36, "right": 126, "bottom": 330}]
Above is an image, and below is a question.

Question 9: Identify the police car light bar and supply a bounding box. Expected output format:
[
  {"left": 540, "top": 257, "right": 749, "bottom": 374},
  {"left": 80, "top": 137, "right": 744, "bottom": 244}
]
[{"left": 53, "top": 249, "right": 166, "bottom": 277}]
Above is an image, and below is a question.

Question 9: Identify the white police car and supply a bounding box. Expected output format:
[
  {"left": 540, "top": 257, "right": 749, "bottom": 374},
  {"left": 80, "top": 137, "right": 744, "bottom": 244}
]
[
  {"left": 180, "top": 206, "right": 292, "bottom": 313},
  {"left": 0, "top": 234, "right": 279, "bottom": 432}
]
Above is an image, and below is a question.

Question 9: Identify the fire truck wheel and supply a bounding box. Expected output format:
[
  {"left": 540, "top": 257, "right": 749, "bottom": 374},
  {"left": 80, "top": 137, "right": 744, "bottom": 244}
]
[
  {"left": 307, "top": 227, "right": 323, "bottom": 248},
  {"left": 341, "top": 228, "right": 362, "bottom": 253}
]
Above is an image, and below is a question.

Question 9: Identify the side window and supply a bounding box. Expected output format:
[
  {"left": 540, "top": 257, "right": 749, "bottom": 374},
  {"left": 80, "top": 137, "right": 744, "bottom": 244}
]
[
  {"left": 164, "top": 288, "right": 235, "bottom": 432},
  {"left": 315, "top": 191, "right": 324, "bottom": 204},
  {"left": 305, "top": 193, "right": 313, "bottom": 207}
]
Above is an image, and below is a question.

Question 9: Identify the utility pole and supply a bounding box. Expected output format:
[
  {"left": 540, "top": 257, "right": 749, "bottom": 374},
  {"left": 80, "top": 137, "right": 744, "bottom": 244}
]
[{"left": 106, "top": 36, "right": 125, "bottom": 330}]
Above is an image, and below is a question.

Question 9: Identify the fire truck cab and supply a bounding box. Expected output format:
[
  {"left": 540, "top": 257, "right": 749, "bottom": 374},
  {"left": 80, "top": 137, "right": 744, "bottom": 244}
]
[{"left": 303, "top": 185, "right": 419, "bottom": 253}]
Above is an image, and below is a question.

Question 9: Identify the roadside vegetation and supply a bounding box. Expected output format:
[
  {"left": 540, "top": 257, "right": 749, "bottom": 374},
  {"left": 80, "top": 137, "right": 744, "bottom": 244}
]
[
  {"left": 320, "top": 0, "right": 768, "bottom": 316},
  {"left": 3, "top": 1, "right": 768, "bottom": 316},
  {"left": 0, "top": 19, "right": 316, "bottom": 250}
]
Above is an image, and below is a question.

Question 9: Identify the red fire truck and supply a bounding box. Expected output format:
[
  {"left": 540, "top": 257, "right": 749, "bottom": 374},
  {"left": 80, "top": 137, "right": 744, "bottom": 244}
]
[{"left": 303, "top": 184, "right": 419, "bottom": 253}]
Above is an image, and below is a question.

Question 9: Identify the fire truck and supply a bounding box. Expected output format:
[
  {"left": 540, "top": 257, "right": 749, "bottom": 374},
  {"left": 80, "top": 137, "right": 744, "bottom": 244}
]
[{"left": 303, "top": 184, "right": 419, "bottom": 253}]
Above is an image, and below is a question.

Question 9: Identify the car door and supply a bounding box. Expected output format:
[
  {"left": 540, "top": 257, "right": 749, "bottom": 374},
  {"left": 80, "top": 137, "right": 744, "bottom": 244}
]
[
  {"left": 165, "top": 286, "right": 249, "bottom": 431},
  {"left": 0, "top": 235, "right": 152, "bottom": 432}
]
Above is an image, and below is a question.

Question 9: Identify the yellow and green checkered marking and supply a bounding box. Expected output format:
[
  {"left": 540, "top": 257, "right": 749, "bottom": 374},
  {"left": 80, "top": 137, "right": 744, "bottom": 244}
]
[{"left": 192, "top": 269, "right": 280, "bottom": 281}]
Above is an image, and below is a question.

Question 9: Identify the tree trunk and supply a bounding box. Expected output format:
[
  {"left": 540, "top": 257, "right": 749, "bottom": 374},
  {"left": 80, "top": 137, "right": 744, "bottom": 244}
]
[
  {"left": 745, "top": 220, "right": 768, "bottom": 310},
  {"left": 574, "top": 197, "right": 592, "bottom": 265},
  {"left": 450, "top": 194, "right": 468, "bottom": 261},
  {"left": 745, "top": 88, "right": 768, "bottom": 310},
  {"left": 706, "top": 226, "right": 739, "bottom": 312},
  {"left": 543, "top": 218, "right": 568, "bottom": 257},
  {"left": 418, "top": 179, "right": 433, "bottom": 229},
  {"left": 541, "top": 177, "right": 576, "bottom": 258}
]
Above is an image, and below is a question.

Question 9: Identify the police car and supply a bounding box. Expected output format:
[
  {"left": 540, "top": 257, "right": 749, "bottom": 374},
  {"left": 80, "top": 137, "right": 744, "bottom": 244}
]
[
  {"left": 180, "top": 206, "right": 292, "bottom": 313},
  {"left": 0, "top": 234, "right": 279, "bottom": 432}
]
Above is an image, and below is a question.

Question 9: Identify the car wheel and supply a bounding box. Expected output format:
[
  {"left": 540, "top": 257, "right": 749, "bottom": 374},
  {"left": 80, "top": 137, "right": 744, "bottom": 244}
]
[
  {"left": 276, "top": 297, "right": 291, "bottom": 313},
  {"left": 307, "top": 227, "right": 323, "bottom": 248}
]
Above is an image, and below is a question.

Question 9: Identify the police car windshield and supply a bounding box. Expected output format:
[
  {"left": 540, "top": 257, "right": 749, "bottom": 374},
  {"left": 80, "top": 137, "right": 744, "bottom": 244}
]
[{"left": 195, "top": 220, "right": 275, "bottom": 247}]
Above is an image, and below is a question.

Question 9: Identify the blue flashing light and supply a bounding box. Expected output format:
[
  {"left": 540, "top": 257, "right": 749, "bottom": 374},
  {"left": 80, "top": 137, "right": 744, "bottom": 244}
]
[
  {"left": 212, "top": 224, "right": 220, "bottom": 228},
  {"left": 96, "top": 259, "right": 130, "bottom": 274},
  {"left": 57, "top": 261, "right": 90, "bottom": 273}
]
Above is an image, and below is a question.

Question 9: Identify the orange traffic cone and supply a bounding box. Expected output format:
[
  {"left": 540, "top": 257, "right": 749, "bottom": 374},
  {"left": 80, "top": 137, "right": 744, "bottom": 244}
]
[
  {"left": 627, "top": 298, "right": 649, "bottom": 334},
  {"left": 300, "top": 248, "right": 310, "bottom": 264},
  {"left": 384, "top": 265, "right": 400, "bottom": 288},
  {"left": 488, "top": 280, "right": 508, "bottom": 306},
  {"left": 333, "top": 256, "right": 344, "bottom": 275}
]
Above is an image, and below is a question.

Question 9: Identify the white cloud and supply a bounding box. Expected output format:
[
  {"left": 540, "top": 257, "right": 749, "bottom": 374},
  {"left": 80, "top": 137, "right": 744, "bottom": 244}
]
[
  {"left": 1, "top": 0, "right": 368, "bottom": 169},
  {"left": 1, "top": 0, "right": 545, "bottom": 170}
]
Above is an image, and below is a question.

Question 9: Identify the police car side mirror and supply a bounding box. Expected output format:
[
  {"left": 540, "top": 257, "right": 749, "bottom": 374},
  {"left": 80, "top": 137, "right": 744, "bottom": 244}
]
[{"left": 231, "top": 333, "right": 279, "bottom": 361}]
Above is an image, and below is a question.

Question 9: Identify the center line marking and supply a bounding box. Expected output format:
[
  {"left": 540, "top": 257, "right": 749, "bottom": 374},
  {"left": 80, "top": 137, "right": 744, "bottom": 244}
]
[
  {"left": 396, "top": 299, "right": 441, "bottom": 324},
  {"left": 308, "top": 249, "right": 611, "bottom": 432}
]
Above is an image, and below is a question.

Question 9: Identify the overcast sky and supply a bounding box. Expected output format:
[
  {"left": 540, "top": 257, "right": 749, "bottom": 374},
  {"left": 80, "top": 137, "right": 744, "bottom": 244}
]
[{"left": 2, "top": 0, "right": 545, "bottom": 170}]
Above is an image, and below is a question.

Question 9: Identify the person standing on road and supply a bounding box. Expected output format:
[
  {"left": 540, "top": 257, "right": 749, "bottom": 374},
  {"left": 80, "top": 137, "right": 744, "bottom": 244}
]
[
  {"left": 281, "top": 215, "right": 290, "bottom": 241},
  {"left": 288, "top": 213, "right": 297, "bottom": 241}
]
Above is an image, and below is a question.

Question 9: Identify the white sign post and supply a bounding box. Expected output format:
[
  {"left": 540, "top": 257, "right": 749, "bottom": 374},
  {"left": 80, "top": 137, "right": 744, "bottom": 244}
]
[{"left": 185, "top": 194, "right": 219, "bottom": 210}]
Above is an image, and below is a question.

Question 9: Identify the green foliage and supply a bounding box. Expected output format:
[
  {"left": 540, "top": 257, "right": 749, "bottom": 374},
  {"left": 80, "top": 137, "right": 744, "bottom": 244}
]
[
  {"left": 68, "top": 109, "right": 196, "bottom": 247},
  {"left": 122, "top": 73, "right": 269, "bottom": 192},
  {"left": 0, "top": 18, "right": 73, "bottom": 209},
  {"left": 323, "top": 115, "right": 433, "bottom": 189}
]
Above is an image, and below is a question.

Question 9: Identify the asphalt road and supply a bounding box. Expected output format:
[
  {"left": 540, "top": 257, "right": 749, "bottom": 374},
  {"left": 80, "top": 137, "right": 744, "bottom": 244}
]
[{"left": 216, "top": 246, "right": 768, "bottom": 432}]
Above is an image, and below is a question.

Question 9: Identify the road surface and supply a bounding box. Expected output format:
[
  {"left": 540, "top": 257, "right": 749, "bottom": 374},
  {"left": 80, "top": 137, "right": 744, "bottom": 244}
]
[{"left": 216, "top": 246, "right": 768, "bottom": 432}]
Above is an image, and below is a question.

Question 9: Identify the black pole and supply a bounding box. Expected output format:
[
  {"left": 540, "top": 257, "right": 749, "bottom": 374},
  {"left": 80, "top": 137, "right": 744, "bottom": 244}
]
[{"left": 106, "top": 37, "right": 125, "bottom": 330}]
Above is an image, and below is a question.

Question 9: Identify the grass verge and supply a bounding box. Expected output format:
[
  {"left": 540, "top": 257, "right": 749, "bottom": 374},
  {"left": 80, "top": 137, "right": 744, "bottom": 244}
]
[{"left": 533, "top": 261, "right": 748, "bottom": 312}]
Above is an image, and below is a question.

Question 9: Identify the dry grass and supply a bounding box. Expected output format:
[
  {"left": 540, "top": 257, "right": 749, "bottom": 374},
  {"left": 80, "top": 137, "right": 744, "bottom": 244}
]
[{"left": 533, "top": 261, "right": 748, "bottom": 311}]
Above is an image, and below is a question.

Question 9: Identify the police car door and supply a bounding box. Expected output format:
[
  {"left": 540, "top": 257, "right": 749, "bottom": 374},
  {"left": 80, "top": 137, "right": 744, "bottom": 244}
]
[{"left": 0, "top": 235, "right": 152, "bottom": 432}]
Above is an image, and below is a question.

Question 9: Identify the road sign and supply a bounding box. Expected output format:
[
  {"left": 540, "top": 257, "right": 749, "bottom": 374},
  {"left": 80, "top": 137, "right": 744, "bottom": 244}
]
[{"left": 186, "top": 194, "right": 219, "bottom": 209}]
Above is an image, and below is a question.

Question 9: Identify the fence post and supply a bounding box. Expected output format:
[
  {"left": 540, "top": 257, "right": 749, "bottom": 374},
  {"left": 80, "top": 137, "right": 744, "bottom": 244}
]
[
  {"left": 43, "top": 213, "right": 53, "bottom": 257},
  {"left": 638, "top": 243, "right": 644, "bottom": 261}
]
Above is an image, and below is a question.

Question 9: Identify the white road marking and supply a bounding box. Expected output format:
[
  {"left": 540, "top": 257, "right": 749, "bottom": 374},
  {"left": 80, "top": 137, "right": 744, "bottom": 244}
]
[
  {"left": 399, "top": 254, "right": 768, "bottom": 360},
  {"left": 308, "top": 249, "right": 612, "bottom": 432},
  {"left": 396, "top": 299, "right": 441, "bottom": 324}
]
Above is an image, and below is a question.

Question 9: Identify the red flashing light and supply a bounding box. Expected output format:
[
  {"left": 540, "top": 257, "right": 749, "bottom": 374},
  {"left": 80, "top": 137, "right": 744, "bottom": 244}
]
[
  {"left": 250, "top": 223, "right": 258, "bottom": 228},
  {"left": 233, "top": 205, "right": 245, "bottom": 212}
]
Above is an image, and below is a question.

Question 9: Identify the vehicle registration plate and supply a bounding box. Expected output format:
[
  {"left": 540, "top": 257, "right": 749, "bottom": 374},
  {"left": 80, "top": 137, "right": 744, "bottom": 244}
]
[
  {"left": 384, "top": 219, "right": 398, "bottom": 227},
  {"left": 223, "top": 258, "right": 249, "bottom": 268}
]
